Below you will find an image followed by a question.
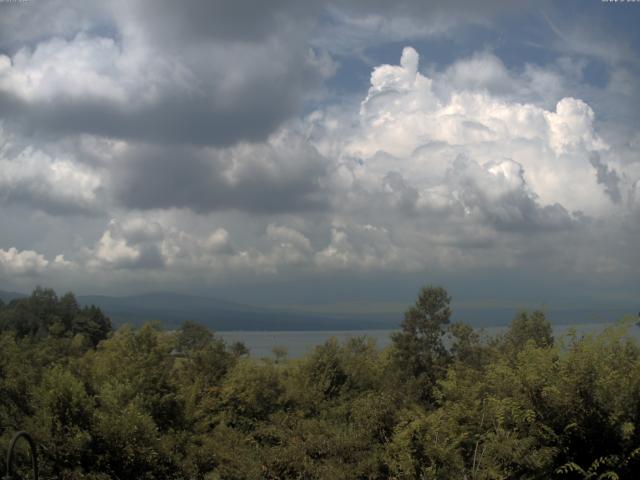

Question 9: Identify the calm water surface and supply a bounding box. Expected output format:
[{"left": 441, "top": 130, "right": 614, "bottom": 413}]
[{"left": 219, "top": 322, "right": 638, "bottom": 359}]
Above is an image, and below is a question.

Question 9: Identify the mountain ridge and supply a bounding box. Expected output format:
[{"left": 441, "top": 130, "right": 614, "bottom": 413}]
[
  {"left": 76, "top": 291, "right": 398, "bottom": 331},
  {"left": 1, "top": 289, "right": 634, "bottom": 331}
]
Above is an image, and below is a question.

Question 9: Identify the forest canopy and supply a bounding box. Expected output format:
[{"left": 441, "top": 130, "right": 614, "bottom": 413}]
[{"left": 1, "top": 286, "right": 639, "bottom": 479}]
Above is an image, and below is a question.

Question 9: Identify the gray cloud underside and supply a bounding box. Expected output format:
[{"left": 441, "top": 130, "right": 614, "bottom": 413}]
[
  {"left": 0, "top": 1, "right": 330, "bottom": 147},
  {"left": 589, "top": 152, "right": 622, "bottom": 204},
  {"left": 0, "top": 182, "right": 101, "bottom": 216},
  {"left": 0, "top": 88, "right": 301, "bottom": 147},
  {"left": 112, "top": 141, "right": 330, "bottom": 214}
]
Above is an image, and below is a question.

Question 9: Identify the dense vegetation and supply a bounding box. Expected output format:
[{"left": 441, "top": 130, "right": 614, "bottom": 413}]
[{"left": 1, "top": 287, "right": 639, "bottom": 479}]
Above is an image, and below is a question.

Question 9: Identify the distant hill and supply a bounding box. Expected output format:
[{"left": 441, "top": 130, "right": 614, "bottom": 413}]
[
  {"left": 70, "top": 294, "right": 640, "bottom": 330},
  {"left": 0, "top": 289, "right": 26, "bottom": 303},
  {"left": 2, "top": 288, "right": 633, "bottom": 331},
  {"left": 76, "top": 292, "right": 398, "bottom": 331}
]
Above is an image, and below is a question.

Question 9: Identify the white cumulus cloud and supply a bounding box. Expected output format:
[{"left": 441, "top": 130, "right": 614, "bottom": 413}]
[{"left": 0, "top": 247, "right": 49, "bottom": 275}]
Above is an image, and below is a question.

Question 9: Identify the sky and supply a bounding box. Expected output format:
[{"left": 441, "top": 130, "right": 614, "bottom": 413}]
[{"left": 0, "top": 0, "right": 638, "bottom": 314}]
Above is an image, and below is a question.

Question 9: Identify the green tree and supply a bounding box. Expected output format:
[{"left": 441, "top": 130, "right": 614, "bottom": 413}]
[
  {"left": 28, "top": 366, "right": 94, "bottom": 478},
  {"left": 391, "top": 285, "right": 452, "bottom": 402},
  {"left": 71, "top": 305, "right": 111, "bottom": 347},
  {"left": 0, "top": 288, "right": 111, "bottom": 346},
  {"left": 302, "top": 338, "right": 348, "bottom": 403},
  {"left": 176, "top": 320, "right": 213, "bottom": 353},
  {"left": 504, "top": 310, "right": 554, "bottom": 352},
  {"left": 448, "top": 322, "right": 490, "bottom": 368}
]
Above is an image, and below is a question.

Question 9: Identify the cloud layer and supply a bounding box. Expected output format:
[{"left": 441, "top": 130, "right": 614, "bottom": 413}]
[{"left": 0, "top": 0, "right": 638, "bottom": 306}]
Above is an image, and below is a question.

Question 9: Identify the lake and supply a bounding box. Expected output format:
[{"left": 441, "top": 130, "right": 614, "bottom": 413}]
[{"left": 219, "top": 321, "right": 639, "bottom": 359}]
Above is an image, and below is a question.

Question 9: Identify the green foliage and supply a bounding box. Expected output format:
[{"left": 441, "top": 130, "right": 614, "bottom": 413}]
[
  {"left": 302, "top": 337, "right": 349, "bottom": 401},
  {"left": 176, "top": 320, "right": 214, "bottom": 353},
  {"left": 391, "top": 285, "right": 452, "bottom": 403},
  {"left": 1, "top": 286, "right": 640, "bottom": 479},
  {"left": 557, "top": 447, "right": 640, "bottom": 479},
  {"left": 448, "top": 322, "right": 491, "bottom": 367},
  {"left": 0, "top": 287, "right": 111, "bottom": 346},
  {"left": 221, "top": 359, "right": 284, "bottom": 426},
  {"left": 503, "top": 309, "right": 554, "bottom": 352},
  {"left": 29, "top": 366, "right": 94, "bottom": 474}
]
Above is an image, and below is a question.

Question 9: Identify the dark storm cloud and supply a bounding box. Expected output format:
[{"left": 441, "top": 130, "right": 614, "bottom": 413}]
[
  {"left": 112, "top": 140, "right": 331, "bottom": 214},
  {"left": 122, "top": 0, "right": 318, "bottom": 44},
  {"left": 0, "top": 0, "right": 314, "bottom": 50},
  {"left": 0, "top": 0, "right": 108, "bottom": 53},
  {"left": 0, "top": 0, "right": 332, "bottom": 147},
  {"left": 0, "top": 77, "right": 312, "bottom": 147}
]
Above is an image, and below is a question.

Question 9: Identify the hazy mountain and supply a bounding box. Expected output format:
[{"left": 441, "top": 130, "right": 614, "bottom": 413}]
[
  {"left": 0, "top": 289, "right": 26, "bottom": 303},
  {"left": 2, "top": 289, "right": 633, "bottom": 331},
  {"left": 76, "top": 292, "right": 398, "bottom": 331}
]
